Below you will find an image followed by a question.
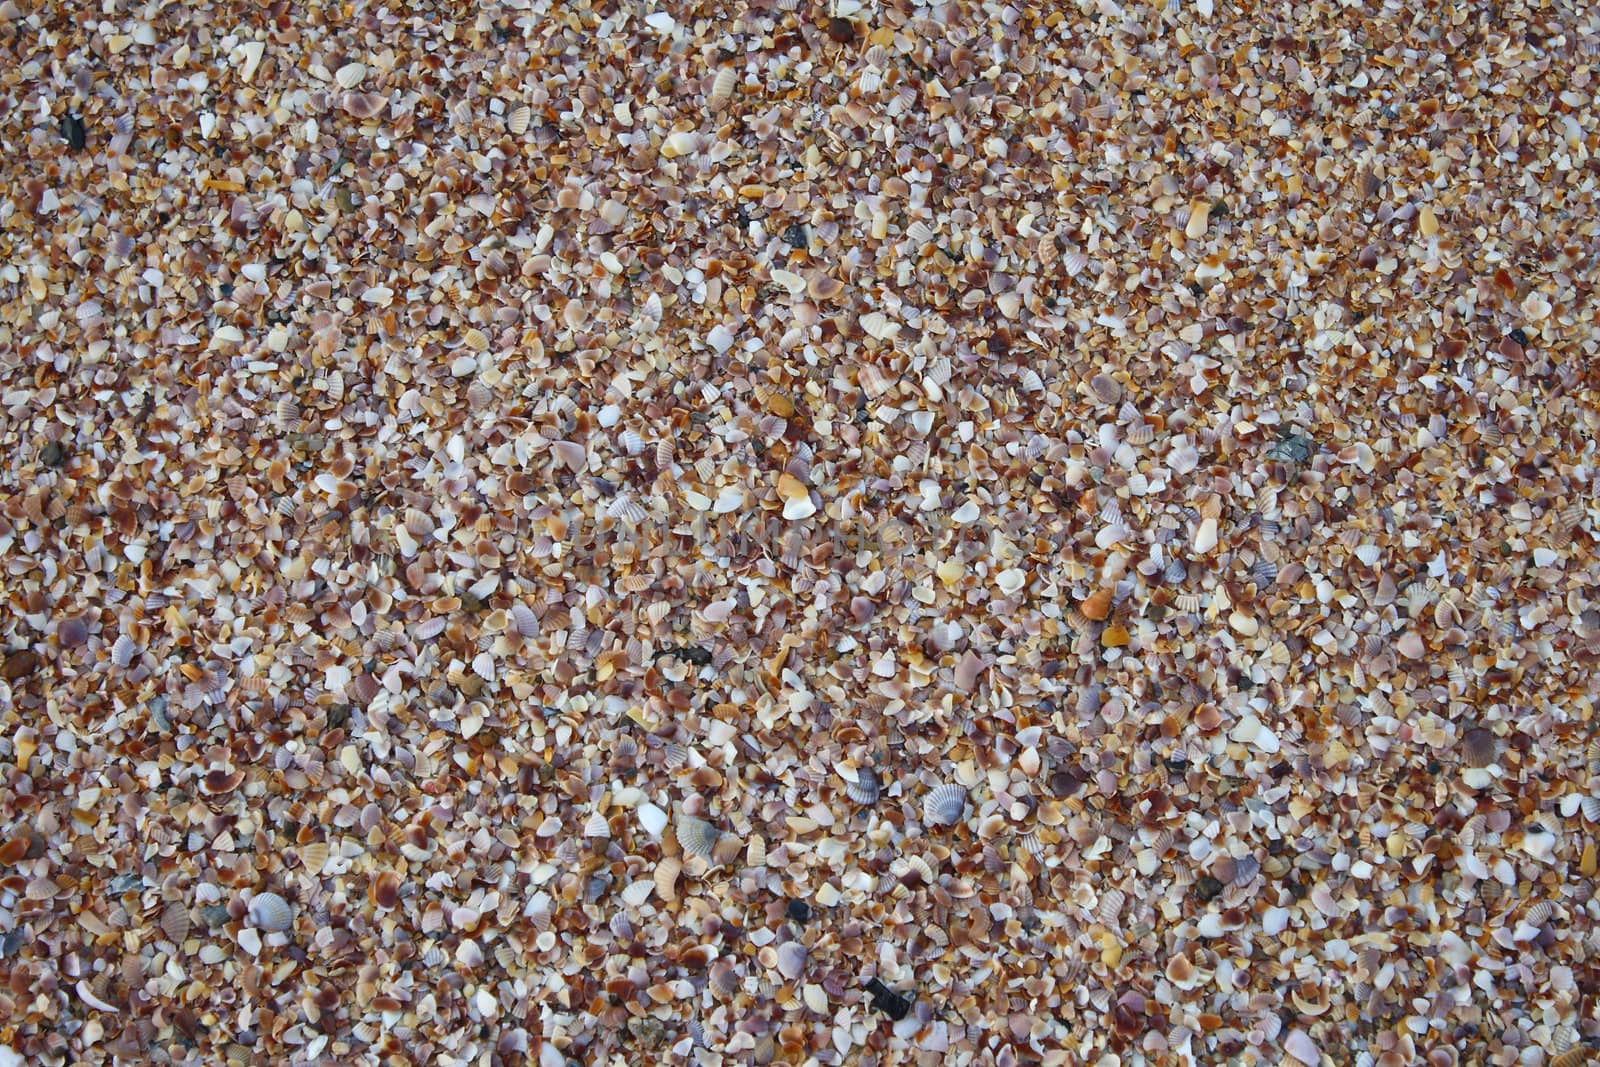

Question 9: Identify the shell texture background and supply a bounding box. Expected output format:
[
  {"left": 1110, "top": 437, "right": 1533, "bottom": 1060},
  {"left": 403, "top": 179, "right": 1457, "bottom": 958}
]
[{"left": 0, "top": 0, "right": 1598, "bottom": 1064}]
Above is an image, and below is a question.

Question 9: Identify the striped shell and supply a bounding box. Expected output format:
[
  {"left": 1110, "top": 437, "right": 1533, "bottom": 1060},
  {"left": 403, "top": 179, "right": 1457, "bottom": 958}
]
[
  {"left": 298, "top": 840, "right": 329, "bottom": 873},
  {"left": 922, "top": 784, "right": 968, "bottom": 827},
  {"left": 466, "top": 379, "right": 494, "bottom": 411},
  {"left": 583, "top": 810, "right": 610, "bottom": 839},
  {"left": 160, "top": 904, "right": 191, "bottom": 944},
  {"left": 846, "top": 766, "right": 882, "bottom": 805},
  {"left": 1097, "top": 887, "right": 1126, "bottom": 926},
  {"left": 654, "top": 439, "right": 674, "bottom": 468},
  {"left": 708, "top": 67, "right": 737, "bottom": 110},
  {"left": 110, "top": 635, "right": 139, "bottom": 667},
  {"left": 710, "top": 961, "right": 741, "bottom": 996},
  {"left": 247, "top": 891, "right": 293, "bottom": 932},
  {"left": 507, "top": 104, "right": 531, "bottom": 135},
  {"left": 1461, "top": 726, "right": 1499, "bottom": 768},
  {"left": 675, "top": 815, "right": 721, "bottom": 860},
  {"left": 607, "top": 495, "right": 648, "bottom": 523},
  {"left": 654, "top": 856, "right": 683, "bottom": 902},
  {"left": 746, "top": 835, "right": 767, "bottom": 867},
  {"left": 620, "top": 429, "right": 646, "bottom": 455},
  {"left": 510, "top": 603, "right": 539, "bottom": 637}
]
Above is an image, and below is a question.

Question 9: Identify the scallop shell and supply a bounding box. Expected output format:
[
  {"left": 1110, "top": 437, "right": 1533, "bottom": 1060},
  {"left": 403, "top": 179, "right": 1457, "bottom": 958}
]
[
  {"left": 620, "top": 429, "right": 646, "bottom": 455},
  {"left": 1097, "top": 887, "right": 1126, "bottom": 926},
  {"left": 708, "top": 67, "right": 738, "bottom": 110},
  {"left": 1089, "top": 373, "right": 1122, "bottom": 405},
  {"left": 662, "top": 743, "right": 689, "bottom": 770},
  {"left": 864, "top": 44, "right": 888, "bottom": 67},
  {"left": 353, "top": 1021, "right": 380, "bottom": 1044},
  {"left": 510, "top": 603, "right": 539, "bottom": 637},
  {"left": 846, "top": 766, "right": 881, "bottom": 805},
  {"left": 1458, "top": 814, "right": 1486, "bottom": 848},
  {"left": 275, "top": 396, "right": 301, "bottom": 430},
  {"left": 654, "top": 439, "right": 675, "bottom": 468},
  {"left": 710, "top": 961, "right": 741, "bottom": 996},
  {"left": 335, "top": 62, "right": 367, "bottom": 90},
  {"left": 746, "top": 835, "right": 767, "bottom": 867},
  {"left": 507, "top": 104, "right": 532, "bottom": 135},
  {"left": 1248, "top": 559, "right": 1278, "bottom": 586},
  {"left": 1126, "top": 422, "right": 1154, "bottom": 444},
  {"left": 1581, "top": 795, "right": 1600, "bottom": 822},
  {"left": 583, "top": 810, "right": 610, "bottom": 838},
  {"left": 607, "top": 495, "right": 648, "bottom": 523},
  {"left": 1524, "top": 900, "right": 1555, "bottom": 925},
  {"left": 421, "top": 944, "right": 447, "bottom": 967},
  {"left": 110, "top": 635, "right": 139, "bottom": 667},
  {"left": 298, "top": 840, "right": 329, "bottom": 873},
  {"left": 675, "top": 815, "right": 721, "bottom": 860},
  {"left": 247, "top": 891, "right": 293, "bottom": 932},
  {"left": 161, "top": 904, "right": 191, "bottom": 944},
  {"left": 922, "top": 784, "right": 968, "bottom": 827},
  {"left": 466, "top": 379, "right": 494, "bottom": 412},
  {"left": 1461, "top": 726, "right": 1499, "bottom": 768}
]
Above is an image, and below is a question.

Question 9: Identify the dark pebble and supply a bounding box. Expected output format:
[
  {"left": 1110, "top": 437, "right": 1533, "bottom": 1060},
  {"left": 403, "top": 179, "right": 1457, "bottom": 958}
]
[
  {"left": 864, "top": 978, "right": 912, "bottom": 1021},
  {"left": 785, "top": 899, "right": 811, "bottom": 924},
  {"left": 39, "top": 440, "right": 63, "bottom": 467},
  {"left": 61, "top": 113, "right": 86, "bottom": 150},
  {"left": 2, "top": 650, "right": 38, "bottom": 681},
  {"left": 1509, "top": 327, "right": 1529, "bottom": 347},
  {"left": 783, "top": 223, "right": 808, "bottom": 250},
  {"left": 1193, "top": 875, "right": 1223, "bottom": 903}
]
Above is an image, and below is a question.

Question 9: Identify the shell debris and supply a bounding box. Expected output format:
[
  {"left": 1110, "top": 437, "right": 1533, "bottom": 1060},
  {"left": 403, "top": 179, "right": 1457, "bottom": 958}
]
[{"left": 0, "top": 1, "right": 1593, "bottom": 1064}]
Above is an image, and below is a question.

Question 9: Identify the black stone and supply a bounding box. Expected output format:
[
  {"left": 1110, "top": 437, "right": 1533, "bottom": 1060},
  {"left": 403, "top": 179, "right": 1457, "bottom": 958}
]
[
  {"left": 783, "top": 223, "right": 808, "bottom": 249},
  {"left": 785, "top": 899, "right": 811, "bottom": 923},
  {"left": 1193, "top": 875, "right": 1223, "bottom": 902},
  {"left": 39, "top": 440, "right": 64, "bottom": 467},
  {"left": 864, "top": 978, "right": 911, "bottom": 1021},
  {"left": 61, "top": 113, "right": 86, "bottom": 150},
  {"left": 1509, "top": 327, "right": 1529, "bottom": 347}
]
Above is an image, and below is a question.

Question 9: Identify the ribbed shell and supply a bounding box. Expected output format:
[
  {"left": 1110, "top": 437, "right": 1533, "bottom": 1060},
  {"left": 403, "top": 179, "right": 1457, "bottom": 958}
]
[
  {"left": 507, "top": 104, "right": 531, "bottom": 135},
  {"left": 161, "top": 904, "right": 191, "bottom": 944},
  {"left": 1461, "top": 726, "right": 1499, "bottom": 768},
  {"left": 248, "top": 891, "right": 293, "bottom": 932},
  {"left": 583, "top": 810, "right": 610, "bottom": 838},
  {"left": 708, "top": 67, "right": 737, "bottom": 110},
  {"left": 675, "top": 815, "right": 720, "bottom": 860},
  {"left": 922, "top": 784, "right": 968, "bottom": 827},
  {"left": 846, "top": 766, "right": 882, "bottom": 805},
  {"left": 110, "top": 635, "right": 139, "bottom": 667},
  {"left": 654, "top": 856, "right": 682, "bottom": 902}
]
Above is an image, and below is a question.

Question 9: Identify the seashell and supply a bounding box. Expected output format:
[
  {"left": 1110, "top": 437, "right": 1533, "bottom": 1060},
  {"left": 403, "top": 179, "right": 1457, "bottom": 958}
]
[
  {"left": 675, "top": 815, "right": 720, "bottom": 860},
  {"left": 247, "top": 891, "right": 293, "bottom": 932},
  {"left": 654, "top": 856, "right": 682, "bottom": 902},
  {"left": 710, "top": 961, "right": 740, "bottom": 996},
  {"left": 620, "top": 429, "right": 646, "bottom": 455},
  {"left": 583, "top": 810, "right": 610, "bottom": 838},
  {"left": 404, "top": 508, "right": 436, "bottom": 538},
  {"left": 708, "top": 66, "right": 738, "bottom": 109},
  {"left": 509, "top": 604, "right": 539, "bottom": 637},
  {"left": 506, "top": 104, "right": 531, "bottom": 135},
  {"left": 775, "top": 941, "right": 807, "bottom": 980},
  {"left": 654, "top": 439, "right": 674, "bottom": 469},
  {"left": 846, "top": 766, "right": 881, "bottom": 805},
  {"left": 858, "top": 66, "right": 883, "bottom": 93},
  {"left": 922, "top": 784, "right": 968, "bottom": 827},
  {"left": 1097, "top": 887, "right": 1125, "bottom": 926},
  {"left": 1458, "top": 813, "right": 1486, "bottom": 848},
  {"left": 662, "top": 743, "right": 689, "bottom": 770},
  {"left": 275, "top": 395, "right": 300, "bottom": 430},
  {"left": 420, "top": 944, "right": 447, "bottom": 967},
  {"left": 298, "top": 840, "right": 329, "bottom": 873},
  {"left": 1461, "top": 726, "right": 1499, "bottom": 768},
  {"left": 746, "top": 835, "right": 767, "bottom": 867},
  {"left": 110, "top": 635, "right": 139, "bottom": 667},
  {"left": 353, "top": 1021, "right": 380, "bottom": 1044},
  {"left": 859, "top": 364, "right": 892, "bottom": 398},
  {"left": 1524, "top": 900, "right": 1554, "bottom": 925},
  {"left": 466, "top": 379, "right": 494, "bottom": 412},
  {"left": 161, "top": 903, "right": 191, "bottom": 944},
  {"left": 1582, "top": 795, "right": 1600, "bottom": 822},
  {"left": 1018, "top": 368, "right": 1045, "bottom": 392},
  {"left": 864, "top": 44, "right": 888, "bottom": 68},
  {"left": 1126, "top": 422, "right": 1153, "bottom": 444},
  {"left": 1089, "top": 373, "right": 1122, "bottom": 405},
  {"left": 340, "top": 91, "right": 388, "bottom": 120},
  {"left": 335, "top": 62, "right": 367, "bottom": 89},
  {"left": 1248, "top": 559, "right": 1278, "bottom": 586}
]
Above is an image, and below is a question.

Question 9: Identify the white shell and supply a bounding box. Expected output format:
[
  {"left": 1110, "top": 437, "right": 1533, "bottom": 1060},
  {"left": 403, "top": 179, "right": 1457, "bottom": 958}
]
[
  {"left": 923, "top": 784, "right": 968, "bottom": 827},
  {"left": 335, "top": 62, "right": 367, "bottom": 90},
  {"left": 775, "top": 941, "right": 807, "bottom": 980},
  {"left": 708, "top": 67, "right": 737, "bottom": 110},
  {"left": 511, "top": 604, "right": 539, "bottom": 637},
  {"left": 507, "top": 105, "right": 531, "bottom": 135},
  {"left": 110, "top": 635, "right": 139, "bottom": 668},
  {"left": 247, "top": 891, "right": 293, "bottom": 932},
  {"left": 583, "top": 810, "right": 610, "bottom": 838}
]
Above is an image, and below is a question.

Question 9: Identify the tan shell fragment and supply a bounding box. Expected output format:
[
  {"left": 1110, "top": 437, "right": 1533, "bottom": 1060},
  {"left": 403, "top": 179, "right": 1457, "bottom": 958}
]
[{"left": 654, "top": 856, "right": 682, "bottom": 902}]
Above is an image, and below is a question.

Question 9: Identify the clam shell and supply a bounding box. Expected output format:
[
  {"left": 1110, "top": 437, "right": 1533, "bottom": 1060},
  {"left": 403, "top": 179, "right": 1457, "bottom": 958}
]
[
  {"left": 110, "top": 635, "right": 139, "bottom": 667},
  {"left": 1461, "top": 726, "right": 1499, "bottom": 768},
  {"left": 247, "top": 891, "right": 293, "bottom": 932},
  {"left": 335, "top": 62, "right": 367, "bottom": 90},
  {"left": 506, "top": 104, "right": 531, "bottom": 135},
  {"left": 510, "top": 604, "right": 539, "bottom": 637},
  {"left": 583, "top": 810, "right": 610, "bottom": 839},
  {"left": 922, "top": 784, "right": 968, "bottom": 827},
  {"left": 775, "top": 941, "right": 807, "bottom": 980}
]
